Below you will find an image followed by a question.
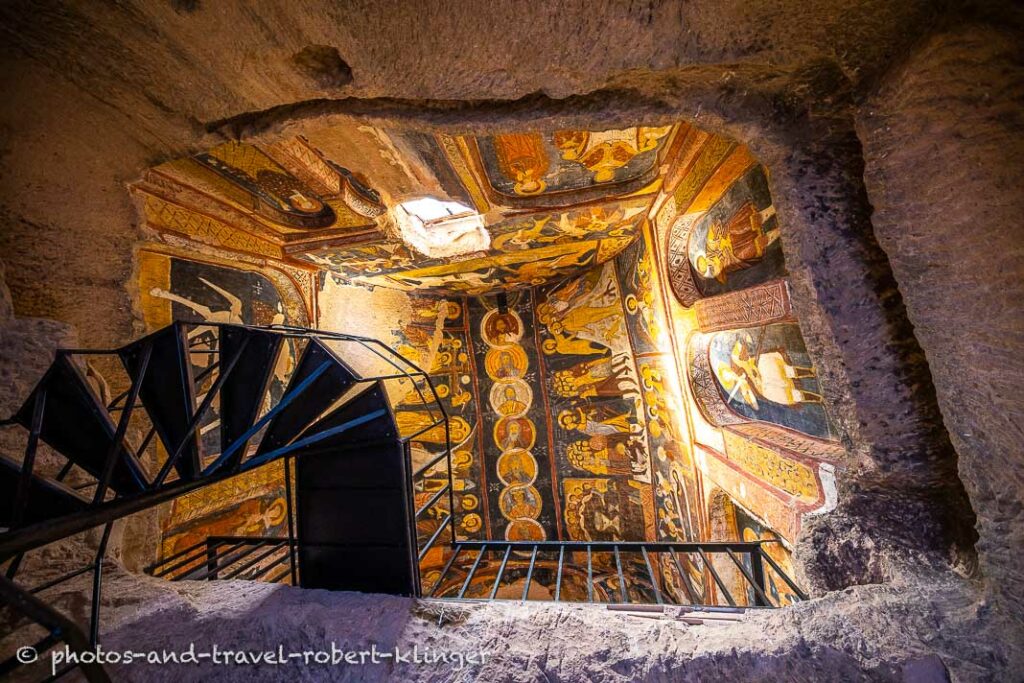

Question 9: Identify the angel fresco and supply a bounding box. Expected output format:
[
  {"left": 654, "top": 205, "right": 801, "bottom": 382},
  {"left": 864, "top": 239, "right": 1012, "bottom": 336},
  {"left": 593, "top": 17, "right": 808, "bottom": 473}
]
[
  {"left": 538, "top": 263, "right": 634, "bottom": 359},
  {"left": 507, "top": 248, "right": 596, "bottom": 285},
  {"left": 146, "top": 260, "right": 301, "bottom": 456}
]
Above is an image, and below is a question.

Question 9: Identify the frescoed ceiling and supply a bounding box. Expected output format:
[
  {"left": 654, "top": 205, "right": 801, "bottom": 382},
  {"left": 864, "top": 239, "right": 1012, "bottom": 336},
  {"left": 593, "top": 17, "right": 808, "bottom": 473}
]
[
  {"left": 471, "top": 127, "right": 673, "bottom": 206},
  {"left": 133, "top": 123, "right": 681, "bottom": 295},
  {"left": 297, "top": 203, "right": 648, "bottom": 295}
]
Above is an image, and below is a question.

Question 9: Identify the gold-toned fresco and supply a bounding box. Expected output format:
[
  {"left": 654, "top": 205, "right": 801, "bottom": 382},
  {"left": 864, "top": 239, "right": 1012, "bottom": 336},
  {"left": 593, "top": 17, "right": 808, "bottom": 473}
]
[
  {"left": 392, "top": 296, "right": 489, "bottom": 547},
  {"left": 133, "top": 114, "right": 844, "bottom": 602},
  {"left": 299, "top": 203, "right": 646, "bottom": 295},
  {"left": 721, "top": 428, "right": 820, "bottom": 503},
  {"left": 688, "top": 322, "right": 836, "bottom": 441},
  {"left": 133, "top": 138, "right": 387, "bottom": 263},
  {"left": 469, "top": 126, "right": 674, "bottom": 203},
  {"left": 137, "top": 249, "right": 310, "bottom": 560},
  {"left": 667, "top": 164, "right": 786, "bottom": 306},
  {"left": 479, "top": 299, "right": 546, "bottom": 541}
]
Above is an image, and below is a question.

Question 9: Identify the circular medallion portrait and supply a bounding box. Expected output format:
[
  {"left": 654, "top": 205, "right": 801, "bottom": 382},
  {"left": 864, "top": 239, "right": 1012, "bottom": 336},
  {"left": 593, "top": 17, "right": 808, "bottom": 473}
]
[
  {"left": 494, "top": 416, "right": 537, "bottom": 452},
  {"left": 484, "top": 345, "right": 529, "bottom": 380},
  {"left": 488, "top": 378, "right": 532, "bottom": 418},
  {"left": 505, "top": 518, "right": 546, "bottom": 541},
  {"left": 499, "top": 484, "right": 543, "bottom": 520},
  {"left": 496, "top": 448, "right": 538, "bottom": 486},
  {"left": 481, "top": 309, "right": 524, "bottom": 346}
]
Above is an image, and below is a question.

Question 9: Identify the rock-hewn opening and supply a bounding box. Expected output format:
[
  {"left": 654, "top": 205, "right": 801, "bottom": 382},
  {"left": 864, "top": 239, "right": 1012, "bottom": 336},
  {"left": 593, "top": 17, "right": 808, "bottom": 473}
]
[{"left": 0, "top": 1, "right": 1020, "bottom": 680}]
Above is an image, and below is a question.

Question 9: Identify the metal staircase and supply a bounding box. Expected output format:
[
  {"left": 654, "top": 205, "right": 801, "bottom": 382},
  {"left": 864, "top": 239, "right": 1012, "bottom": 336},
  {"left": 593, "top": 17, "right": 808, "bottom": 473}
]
[
  {"left": 0, "top": 321, "right": 454, "bottom": 681},
  {"left": 0, "top": 321, "right": 805, "bottom": 682}
]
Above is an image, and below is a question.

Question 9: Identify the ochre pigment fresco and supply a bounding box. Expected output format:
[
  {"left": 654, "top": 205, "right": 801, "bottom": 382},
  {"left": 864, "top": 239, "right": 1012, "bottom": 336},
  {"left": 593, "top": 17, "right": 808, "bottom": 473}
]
[
  {"left": 535, "top": 264, "right": 652, "bottom": 542},
  {"left": 470, "top": 127, "right": 673, "bottom": 202},
  {"left": 646, "top": 125, "right": 843, "bottom": 588},
  {"left": 296, "top": 202, "right": 647, "bottom": 295},
  {"left": 470, "top": 293, "right": 556, "bottom": 542},
  {"left": 667, "top": 165, "right": 785, "bottom": 304},
  {"left": 692, "top": 322, "right": 835, "bottom": 440},
  {"left": 132, "top": 120, "right": 845, "bottom": 601},
  {"left": 136, "top": 249, "right": 310, "bottom": 560},
  {"left": 195, "top": 142, "right": 339, "bottom": 229},
  {"left": 390, "top": 295, "right": 489, "bottom": 546}
]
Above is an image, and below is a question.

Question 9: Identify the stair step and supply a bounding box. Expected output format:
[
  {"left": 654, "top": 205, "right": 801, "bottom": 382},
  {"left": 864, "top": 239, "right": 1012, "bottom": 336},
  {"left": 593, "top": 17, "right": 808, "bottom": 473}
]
[
  {"left": 256, "top": 340, "right": 358, "bottom": 456},
  {"left": 292, "top": 382, "right": 396, "bottom": 454},
  {"left": 218, "top": 325, "right": 284, "bottom": 469},
  {"left": 0, "top": 453, "right": 90, "bottom": 528},
  {"left": 13, "top": 354, "right": 149, "bottom": 495},
  {"left": 119, "top": 323, "right": 201, "bottom": 481},
  {"left": 296, "top": 440, "right": 407, "bottom": 489}
]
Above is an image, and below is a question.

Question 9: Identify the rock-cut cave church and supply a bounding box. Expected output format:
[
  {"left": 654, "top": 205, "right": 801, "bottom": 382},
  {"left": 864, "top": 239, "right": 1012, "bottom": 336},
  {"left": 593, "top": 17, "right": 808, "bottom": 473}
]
[{"left": 0, "top": 2, "right": 1022, "bottom": 681}]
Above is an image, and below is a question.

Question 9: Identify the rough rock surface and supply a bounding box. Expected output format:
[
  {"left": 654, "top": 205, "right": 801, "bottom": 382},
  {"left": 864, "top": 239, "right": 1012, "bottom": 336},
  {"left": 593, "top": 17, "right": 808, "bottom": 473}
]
[
  {"left": 2, "top": 560, "right": 1020, "bottom": 682},
  {"left": 0, "top": 258, "right": 78, "bottom": 473},
  {"left": 857, "top": 22, "right": 1024, "bottom": 620}
]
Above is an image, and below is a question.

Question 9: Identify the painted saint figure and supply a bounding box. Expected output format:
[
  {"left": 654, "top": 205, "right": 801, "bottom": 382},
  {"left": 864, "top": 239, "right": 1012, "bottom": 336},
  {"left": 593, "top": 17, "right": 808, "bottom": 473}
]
[
  {"left": 558, "top": 405, "right": 635, "bottom": 437},
  {"left": 496, "top": 385, "right": 528, "bottom": 417},
  {"left": 694, "top": 203, "right": 779, "bottom": 284},
  {"left": 551, "top": 354, "right": 638, "bottom": 401},
  {"left": 714, "top": 332, "right": 823, "bottom": 409}
]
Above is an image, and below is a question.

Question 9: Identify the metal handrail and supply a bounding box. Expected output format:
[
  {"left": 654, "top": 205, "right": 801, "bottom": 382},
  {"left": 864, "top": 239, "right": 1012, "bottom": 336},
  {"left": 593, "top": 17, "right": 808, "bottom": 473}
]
[
  {"left": 425, "top": 540, "right": 803, "bottom": 609},
  {"left": 0, "top": 321, "right": 455, "bottom": 682}
]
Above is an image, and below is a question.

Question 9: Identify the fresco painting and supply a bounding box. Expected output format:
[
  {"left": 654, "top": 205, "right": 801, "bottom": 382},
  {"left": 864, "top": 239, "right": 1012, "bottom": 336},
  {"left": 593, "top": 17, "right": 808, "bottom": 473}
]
[
  {"left": 535, "top": 264, "right": 654, "bottom": 542},
  {"left": 297, "top": 203, "right": 646, "bottom": 295},
  {"left": 195, "top": 141, "right": 337, "bottom": 229},
  {"left": 614, "top": 231, "right": 705, "bottom": 541},
  {"left": 735, "top": 506, "right": 800, "bottom": 606},
  {"left": 136, "top": 122, "right": 836, "bottom": 603},
  {"left": 390, "top": 296, "right": 488, "bottom": 543},
  {"left": 562, "top": 478, "right": 648, "bottom": 542},
  {"left": 686, "top": 165, "right": 783, "bottom": 295},
  {"left": 470, "top": 293, "right": 558, "bottom": 541},
  {"left": 667, "top": 164, "right": 787, "bottom": 306},
  {"left": 159, "top": 463, "right": 288, "bottom": 558},
  {"left": 137, "top": 252, "right": 309, "bottom": 560},
  {"left": 707, "top": 322, "right": 834, "bottom": 440},
  {"left": 474, "top": 127, "right": 673, "bottom": 198}
]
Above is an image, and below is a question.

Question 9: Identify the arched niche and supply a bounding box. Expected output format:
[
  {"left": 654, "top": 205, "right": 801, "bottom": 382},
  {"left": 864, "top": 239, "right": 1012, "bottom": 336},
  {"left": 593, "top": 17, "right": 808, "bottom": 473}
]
[
  {"left": 687, "top": 322, "right": 835, "bottom": 442},
  {"left": 666, "top": 163, "right": 787, "bottom": 307}
]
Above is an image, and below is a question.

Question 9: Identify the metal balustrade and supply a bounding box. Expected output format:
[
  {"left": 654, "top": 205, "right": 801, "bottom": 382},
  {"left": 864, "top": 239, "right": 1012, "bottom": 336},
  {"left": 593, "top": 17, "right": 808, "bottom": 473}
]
[{"left": 0, "top": 320, "right": 806, "bottom": 683}]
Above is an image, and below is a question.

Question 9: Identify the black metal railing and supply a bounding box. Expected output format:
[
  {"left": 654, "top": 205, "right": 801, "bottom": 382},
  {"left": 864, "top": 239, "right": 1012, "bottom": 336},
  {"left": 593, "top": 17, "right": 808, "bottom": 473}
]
[
  {"left": 426, "top": 540, "right": 807, "bottom": 608},
  {"left": 0, "top": 322, "right": 453, "bottom": 683},
  {"left": 145, "top": 535, "right": 298, "bottom": 584},
  {"left": 0, "top": 319, "right": 808, "bottom": 683}
]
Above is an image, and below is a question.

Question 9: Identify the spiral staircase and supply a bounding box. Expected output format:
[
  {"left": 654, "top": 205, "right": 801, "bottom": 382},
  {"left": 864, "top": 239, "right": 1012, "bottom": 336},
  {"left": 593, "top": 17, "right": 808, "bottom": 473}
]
[
  {"left": 0, "top": 321, "right": 804, "bottom": 682},
  {"left": 0, "top": 321, "right": 454, "bottom": 681}
]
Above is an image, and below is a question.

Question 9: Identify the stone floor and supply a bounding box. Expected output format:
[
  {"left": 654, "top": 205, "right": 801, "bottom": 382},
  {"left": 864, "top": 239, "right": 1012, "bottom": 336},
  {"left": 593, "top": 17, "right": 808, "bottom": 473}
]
[{"left": 2, "top": 554, "right": 1020, "bottom": 682}]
